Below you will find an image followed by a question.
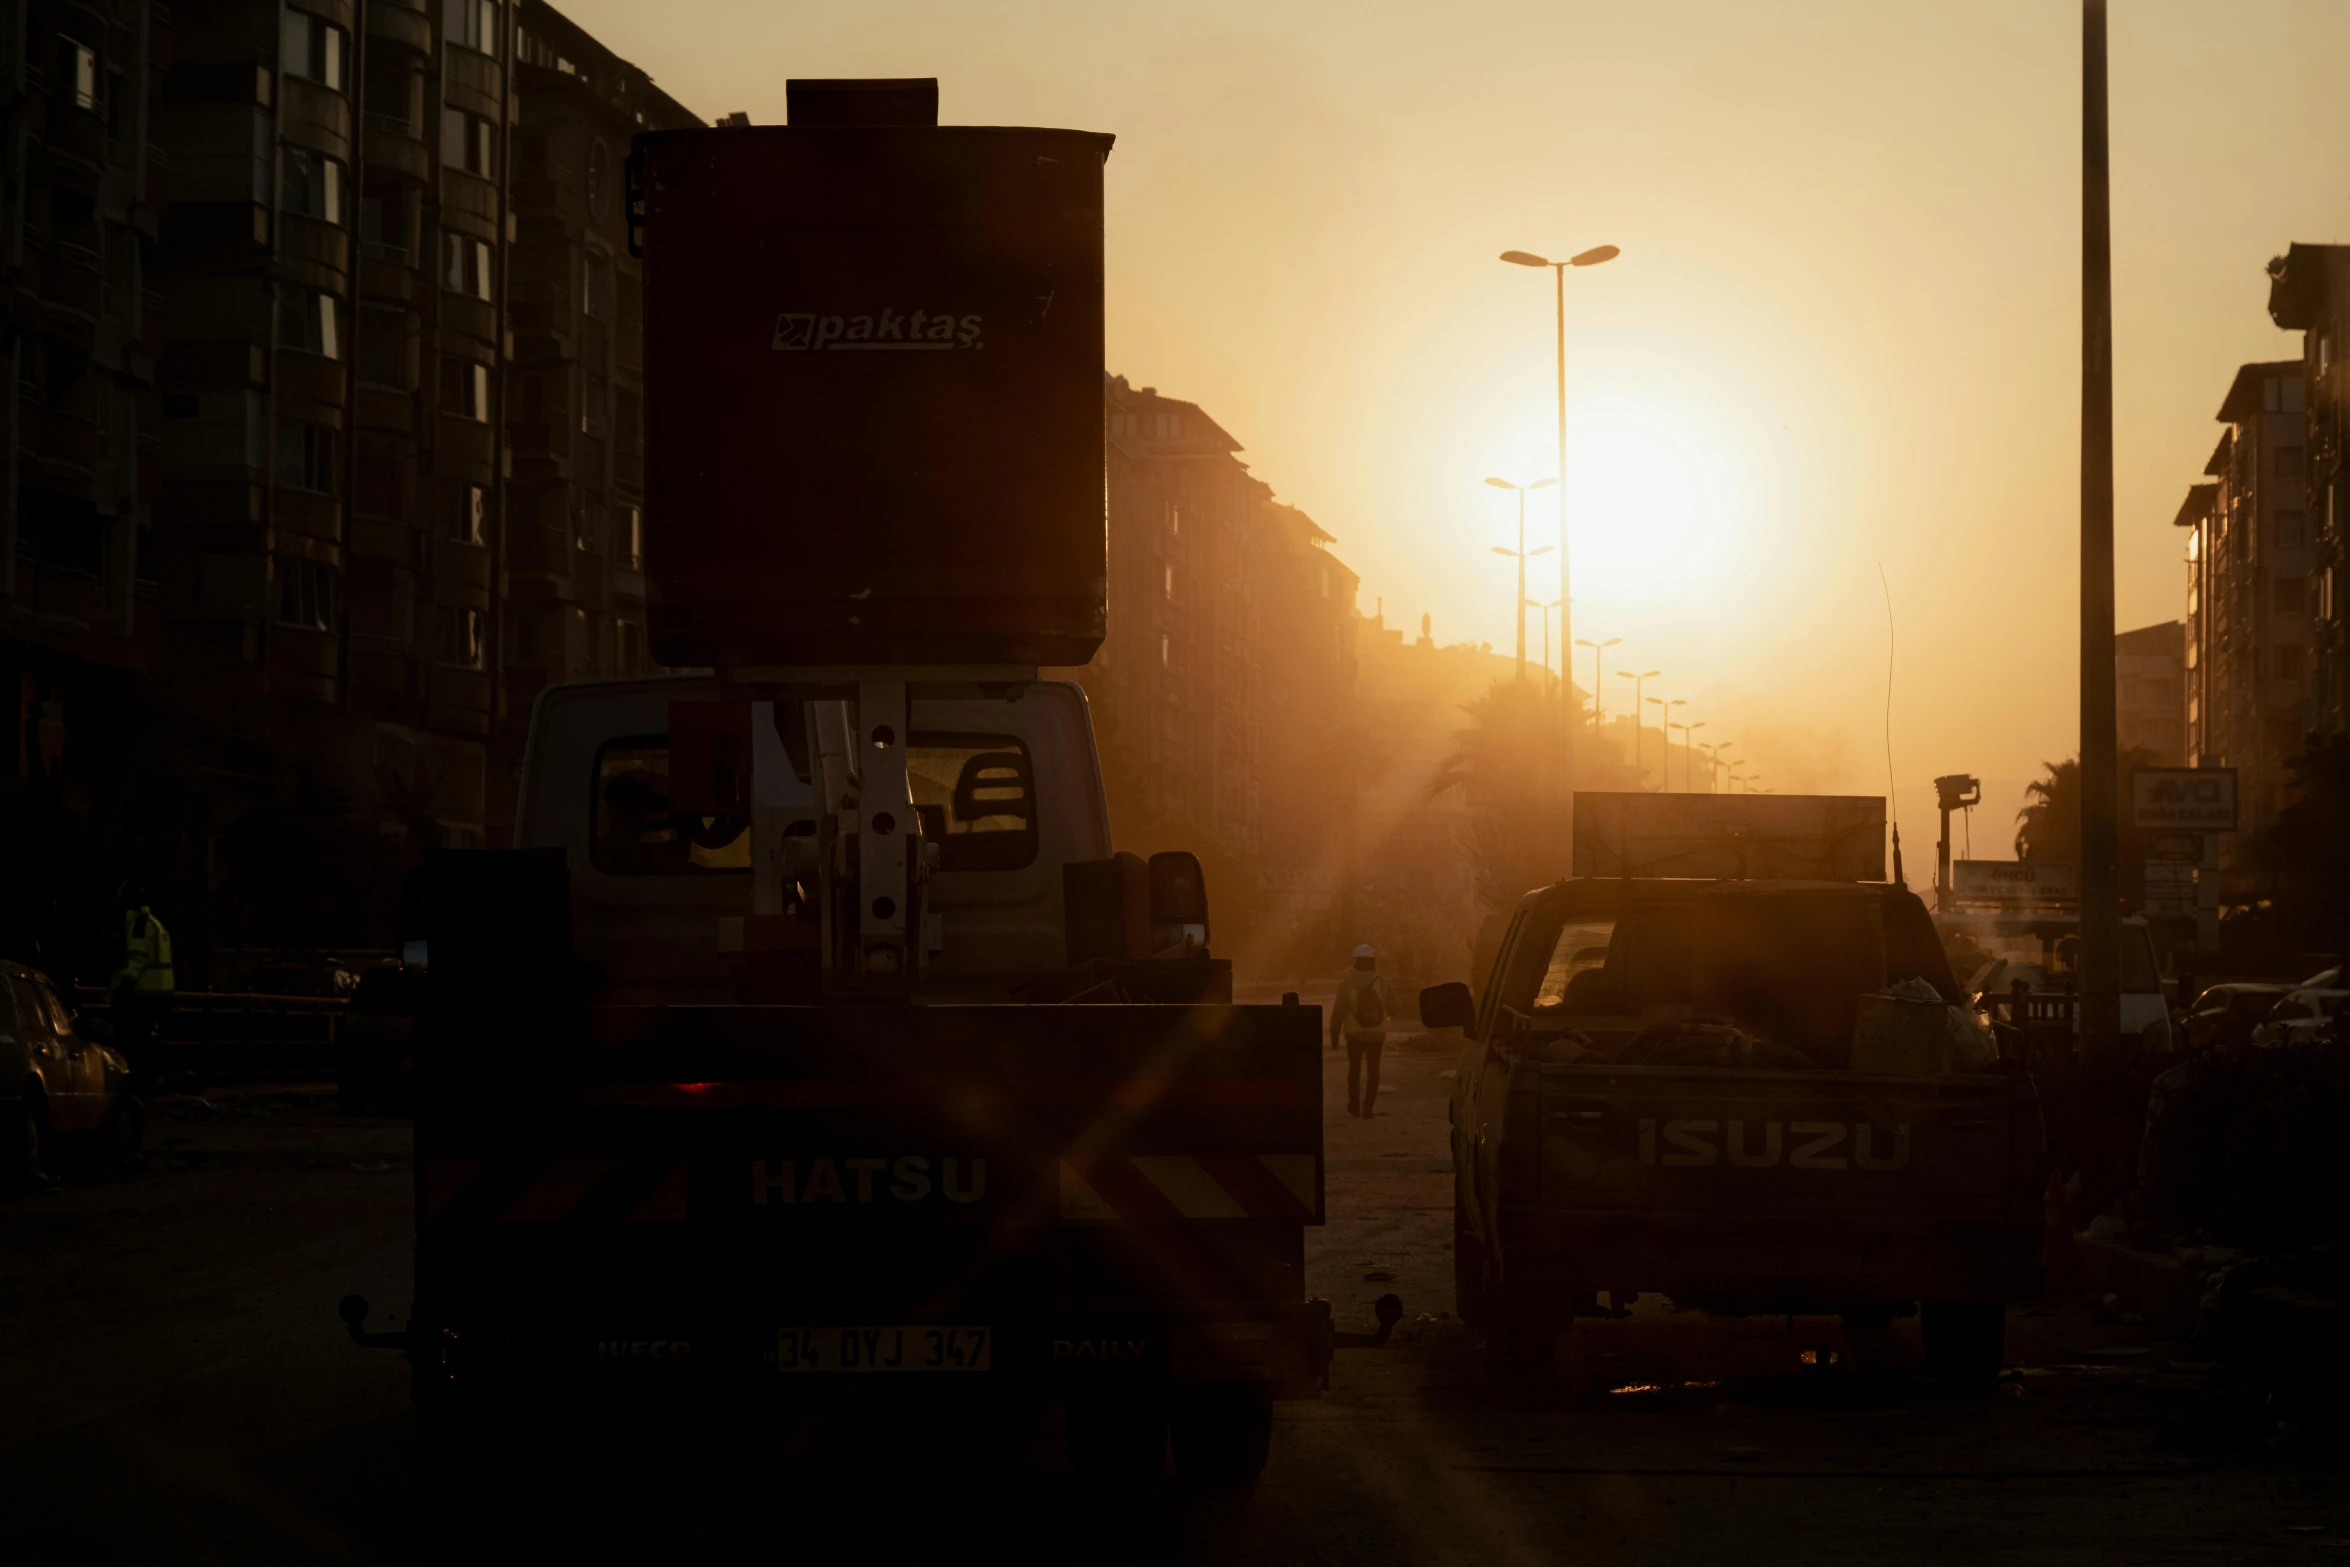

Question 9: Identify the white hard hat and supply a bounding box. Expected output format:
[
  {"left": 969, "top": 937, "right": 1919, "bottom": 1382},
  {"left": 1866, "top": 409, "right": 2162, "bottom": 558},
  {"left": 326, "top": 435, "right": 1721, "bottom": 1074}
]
[{"left": 1352, "top": 944, "right": 1375, "bottom": 959}]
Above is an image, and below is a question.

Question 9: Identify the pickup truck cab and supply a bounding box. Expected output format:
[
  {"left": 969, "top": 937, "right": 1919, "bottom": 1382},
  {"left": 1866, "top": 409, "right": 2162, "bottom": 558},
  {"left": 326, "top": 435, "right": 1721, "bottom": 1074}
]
[{"left": 1428, "top": 877, "right": 2042, "bottom": 1392}]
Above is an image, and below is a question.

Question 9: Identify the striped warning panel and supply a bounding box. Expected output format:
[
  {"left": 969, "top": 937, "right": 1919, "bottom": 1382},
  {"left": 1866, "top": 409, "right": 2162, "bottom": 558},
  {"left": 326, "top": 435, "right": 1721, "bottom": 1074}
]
[
  {"left": 1060, "top": 1155, "right": 1317, "bottom": 1222},
  {"left": 423, "top": 1158, "right": 690, "bottom": 1223}
]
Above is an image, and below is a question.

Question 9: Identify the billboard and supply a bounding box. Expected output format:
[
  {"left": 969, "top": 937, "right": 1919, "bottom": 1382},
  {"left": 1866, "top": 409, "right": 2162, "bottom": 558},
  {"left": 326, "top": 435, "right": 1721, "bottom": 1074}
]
[
  {"left": 2131, "top": 768, "right": 2237, "bottom": 832},
  {"left": 1950, "top": 859, "right": 2076, "bottom": 908},
  {"left": 1573, "top": 793, "right": 1886, "bottom": 881}
]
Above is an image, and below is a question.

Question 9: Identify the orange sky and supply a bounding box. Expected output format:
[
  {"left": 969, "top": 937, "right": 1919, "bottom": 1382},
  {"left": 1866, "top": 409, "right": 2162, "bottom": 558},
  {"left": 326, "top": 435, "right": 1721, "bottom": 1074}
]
[{"left": 567, "top": 0, "right": 2350, "bottom": 844}]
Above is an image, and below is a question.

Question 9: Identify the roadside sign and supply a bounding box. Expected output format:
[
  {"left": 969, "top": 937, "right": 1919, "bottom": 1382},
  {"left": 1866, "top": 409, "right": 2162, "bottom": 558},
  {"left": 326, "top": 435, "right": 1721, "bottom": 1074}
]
[
  {"left": 1951, "top": 860, "right": 2075, "bottom": 907},
  {"left": 2131, "top": 768, "right": 2236, "bottom": 832},
  {"left": 2142, "top": 861, "right": 2197, "bottom": 917},
  {"left": 2145, "top": 834, "right": 2203, "bottom": 864}
]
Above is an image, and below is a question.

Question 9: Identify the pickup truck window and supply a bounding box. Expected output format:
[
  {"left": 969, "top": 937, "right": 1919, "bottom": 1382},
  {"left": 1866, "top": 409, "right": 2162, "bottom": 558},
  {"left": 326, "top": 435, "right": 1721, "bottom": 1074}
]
[
  {"left": 1532, "top": 922, "right": 1616, "bottom": 1010},
  {"left": 907, "top": 733, "right": 1037, "bottom": 872},
  {"left": 591, "top": 738, "right": 751, "bottom": 874}
]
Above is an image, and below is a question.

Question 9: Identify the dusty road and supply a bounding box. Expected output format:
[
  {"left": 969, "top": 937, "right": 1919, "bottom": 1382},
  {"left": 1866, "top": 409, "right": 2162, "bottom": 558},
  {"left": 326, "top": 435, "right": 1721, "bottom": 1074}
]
[{"left": 3, "top": 1040, "right": 2345, "bottom": 1563}]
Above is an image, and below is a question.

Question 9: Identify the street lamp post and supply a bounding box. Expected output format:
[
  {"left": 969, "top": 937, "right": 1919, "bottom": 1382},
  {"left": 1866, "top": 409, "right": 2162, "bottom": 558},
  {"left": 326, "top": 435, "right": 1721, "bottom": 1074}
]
[
  {"left": 1501, "top": 244, "right": 1619, "bottom": 829},
  {"left": 1574, "top": 635, "right": 1620, "bottom": 733},
  {"left": 1617, "top": 668, "right": 1660, "bottom": 781},
  {"left": 1485, "top": 476, "right": 1555, "bottom": 681},
  {"left": 1646, "top": 697, "right": 1685, "bottom": 791},
  {"left": 1680, "top": 719, "right": 1707, "bottom": 792},
  {"left": 1527, "top": 599, "right": 1562, "bottom": 692},
  {"left": 1699, "top": 740, "right": 1730, "bottom": 792}
]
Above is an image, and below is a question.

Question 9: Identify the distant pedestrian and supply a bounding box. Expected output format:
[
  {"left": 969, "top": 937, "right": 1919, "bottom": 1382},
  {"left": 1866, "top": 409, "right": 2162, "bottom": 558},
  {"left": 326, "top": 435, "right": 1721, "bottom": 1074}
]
[
  {"left": 108, "top": 883, "right": 174, "bottom": 1076},
  {"left": 1331, "top": 944, "right": 1402, "bottom": 1119}
]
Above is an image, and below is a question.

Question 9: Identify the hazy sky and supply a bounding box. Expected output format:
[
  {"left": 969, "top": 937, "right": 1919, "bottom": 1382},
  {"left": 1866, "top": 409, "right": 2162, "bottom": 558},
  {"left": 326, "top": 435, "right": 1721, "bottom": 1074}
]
[{"left": 570, "top": 0, "right": 2350, "bottom": 844}]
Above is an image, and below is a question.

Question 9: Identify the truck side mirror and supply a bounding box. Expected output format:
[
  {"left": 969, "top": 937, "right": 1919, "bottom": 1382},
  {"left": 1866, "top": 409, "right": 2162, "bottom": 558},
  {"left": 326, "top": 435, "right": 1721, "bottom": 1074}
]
[
  {"left": 1419, "top": 981, "right": 1474, "bottom": 1031},
  {"left": 1147, "top": 851, "right": 1209, "bottom": 956}
]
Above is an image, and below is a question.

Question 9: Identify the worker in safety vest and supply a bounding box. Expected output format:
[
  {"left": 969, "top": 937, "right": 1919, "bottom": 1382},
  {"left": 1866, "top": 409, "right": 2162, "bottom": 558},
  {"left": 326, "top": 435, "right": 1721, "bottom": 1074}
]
[
  {"left": 109, "top": 885, "right": 174, "bottom": 1072},
  {"left": 1330, "top": 944, "right": 1402, "bottom": 1119}
]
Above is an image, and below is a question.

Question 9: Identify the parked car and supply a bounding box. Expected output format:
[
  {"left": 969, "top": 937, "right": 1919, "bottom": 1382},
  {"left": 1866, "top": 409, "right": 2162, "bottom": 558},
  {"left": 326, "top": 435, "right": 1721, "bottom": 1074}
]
[
  {"left": 3, "top": 960, "right": 141, "bottom": 1188},
  {"left": 2180, "top": 982, "right": 2295, "bottom": 1053},
  {"left": 337, "top": 962, "right": 419, "bottom": 1114},
  {"left": 2250, "top": 988, "right": 2350, "bottom": 1048}
]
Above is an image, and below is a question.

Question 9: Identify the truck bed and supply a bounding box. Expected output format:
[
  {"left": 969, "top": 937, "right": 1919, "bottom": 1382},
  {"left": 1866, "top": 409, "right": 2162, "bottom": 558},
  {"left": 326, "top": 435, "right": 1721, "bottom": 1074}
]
[{"left": 1512, "top": 1061, "right": 2042, "bottom": 1309}]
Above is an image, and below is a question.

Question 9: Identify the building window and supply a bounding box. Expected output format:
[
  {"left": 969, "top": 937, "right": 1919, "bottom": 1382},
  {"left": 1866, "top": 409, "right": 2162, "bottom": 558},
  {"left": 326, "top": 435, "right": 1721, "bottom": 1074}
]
[
  {"left": 1169, "top": 504, "right": 1180, "bottom": 537},
  {"left": 583, "top": 252, "right": 613, "bottom": 320},
  {"left": 60, "top": 38, "right": 98, "bottom": 111},
  {"left": 359, "top": 174, "right": 409, "bottom": 258},
  {"left": 1160, "top": 634, "right": 1170, "bottom": 669},
  {"left": 441, "top": 108, "right": 497, "bottom": 178},
  {"left": 2277, "top": 446, "right": 2307, "bottom": 481},
  {"left": 622, "top": 505, "right": 643, "bottom": 568},
  {"left": 440, "top": 233, "right": 493, "bottom": 302},
  {"left": 2276, "top": 575, "right": 2307, "bottom": 614},
  {"left": 275, "top": 419, "right": 337, "bottom": 492},
  {"left": 617, "top": 620, "right": 644, "bottom": 675},
  {"left": 1163, "top": 565, "right": 1174, "bottom": 600},
  {"left": 1318, "top": 565, "right": 1331, "bottom": 600},
  {"left": 281, "top": 146, "right": 344, "bottom": 224},
  {"left": 586, "top": 140, "right": 612, "bottom": 220},
  {"left": 437, "top": 605, "right": 484, "bottom": 668},
  {"left": 277, "top": 558, "right": 336, "bottom": 630},
  {"left": 444, "top": 0, "right": 501, "bottom": 56},
  {"left": 2277, "top": 510, "right": 2306, "bottom": 549},
  {"left": 281, "top": 9, "right": 348, "bottom": 93},
  {"left": 440, "top": 356, "right": 491, "bottom": 420},
  {"left": 362, "top": 50, "right": 417, "bottom": 134},
  {"left": 448, "top": 483, "right": 485, "bottom": 543},
  {"left": 358, "top": 305, "right": 407, "bottom": 388},
  {"left": 280, "top": 288, "right": 341, "bottom": 359},
  {"left": 2277, "top": 644, "right": 2307, "bottom": 682}
]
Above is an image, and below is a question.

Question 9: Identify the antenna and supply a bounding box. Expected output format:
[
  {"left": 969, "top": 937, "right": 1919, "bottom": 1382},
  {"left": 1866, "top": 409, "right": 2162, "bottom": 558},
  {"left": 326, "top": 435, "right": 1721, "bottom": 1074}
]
[{"left": 1879, "top": 564, "right": 1904, "bottom": 888}]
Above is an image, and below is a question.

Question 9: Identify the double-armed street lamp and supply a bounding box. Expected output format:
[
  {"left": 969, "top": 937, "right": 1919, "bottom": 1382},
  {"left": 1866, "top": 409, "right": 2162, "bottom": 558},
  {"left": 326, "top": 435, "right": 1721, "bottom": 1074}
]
[
  {"left": 1617, "top": 668, "right": 1660, "bottom": 780},
  {"left": 1675, "top": 719, "right": 1707, "bottom": 793},
  {"left": 1500, "top": 243, "right": 1620, "bottom": 812},
  {"left": 1646, "top": 696, "right": 1685, "bottom": 791},
  {"left": 1699, "top": 739, "right": 1731, "bottom": 792},
  {"left": 1526, "top": 598, "right": 1563, "bottom": 693},
  {"left": 1485, "top": 475, "right": 1555, "bottom": 681},
  {"left": 1575, "top": 635, "right": 1620, "bottom": 732}
]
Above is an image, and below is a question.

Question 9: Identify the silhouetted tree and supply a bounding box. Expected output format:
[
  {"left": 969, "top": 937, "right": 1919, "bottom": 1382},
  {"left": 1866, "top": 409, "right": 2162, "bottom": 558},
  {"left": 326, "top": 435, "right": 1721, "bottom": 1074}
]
[
  {"left": 2013, "top": 747, "right": 2166, "bottom": 910},
  {"left": 1428, "top": 677, "right": 1572, "bottom": 913}
]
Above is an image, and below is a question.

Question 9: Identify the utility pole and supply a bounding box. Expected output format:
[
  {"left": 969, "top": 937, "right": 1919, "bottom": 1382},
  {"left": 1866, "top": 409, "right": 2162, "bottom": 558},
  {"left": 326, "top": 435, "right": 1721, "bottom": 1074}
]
[{"left": 2079, "top": 0, "right": 2122, "bottom": 1066}]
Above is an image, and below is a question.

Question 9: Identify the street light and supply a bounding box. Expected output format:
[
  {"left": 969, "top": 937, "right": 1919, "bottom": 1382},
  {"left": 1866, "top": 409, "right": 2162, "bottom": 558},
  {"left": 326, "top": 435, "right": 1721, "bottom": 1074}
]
[
  {"left": 1678, "top": 719, "right": 1707, "bottom": 793},
  {"left": 1699, "top": 739, "right": 1731, "bottom": 792},
  {"left": 1617, "top": 668, "right": 1660, "bottom": 780},
  {"left": 1485, "top": 475, "right": 1555, "bottom": 680},
  {"left": 1526, "top": 598, "right": 1563, "bottom": 691},
  {"left": 1646, "top": 696, "right": 1685, "bottom": 793},
  {"left": 1500, "top": 242, "right": 1620, "bottom": 823},
  {"left": 1574, "top": 635, "right": 1620, "bottom": 733}
]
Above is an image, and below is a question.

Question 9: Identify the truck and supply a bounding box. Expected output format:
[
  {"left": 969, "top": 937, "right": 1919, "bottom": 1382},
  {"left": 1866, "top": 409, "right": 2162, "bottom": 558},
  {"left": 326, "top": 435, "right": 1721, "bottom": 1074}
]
[
  {"left": 339, "top": 79, "right": 1333, "bottom": 1492},
  {"left": 1427, "top": 792, "right": 2045, "bottom": 1391}
]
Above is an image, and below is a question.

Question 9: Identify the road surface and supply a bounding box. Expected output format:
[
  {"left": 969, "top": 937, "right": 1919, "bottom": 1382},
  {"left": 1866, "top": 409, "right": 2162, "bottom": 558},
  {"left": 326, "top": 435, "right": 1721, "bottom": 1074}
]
[{"left": 2, "top": 1036, "right": 2342, "bottom": 1562}]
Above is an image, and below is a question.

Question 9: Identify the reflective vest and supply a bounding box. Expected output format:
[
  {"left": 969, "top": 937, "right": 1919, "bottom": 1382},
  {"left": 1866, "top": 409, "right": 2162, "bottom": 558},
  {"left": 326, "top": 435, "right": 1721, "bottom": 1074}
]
[{"left": 119, "top": 907, "right": 175, "bottom": 993}]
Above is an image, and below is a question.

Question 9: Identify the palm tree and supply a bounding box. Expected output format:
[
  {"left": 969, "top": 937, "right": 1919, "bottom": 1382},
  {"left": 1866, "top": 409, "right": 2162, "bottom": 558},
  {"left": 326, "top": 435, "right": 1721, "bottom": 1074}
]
[{"left": 1427, "top": 678, "right": 1573, "bottom": 912}]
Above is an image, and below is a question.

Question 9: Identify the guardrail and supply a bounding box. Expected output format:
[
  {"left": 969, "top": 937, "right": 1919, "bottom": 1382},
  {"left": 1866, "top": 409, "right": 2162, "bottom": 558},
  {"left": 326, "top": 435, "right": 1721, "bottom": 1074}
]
[{"left": 76, "top": 988, "right": 348, "bottom": 1080}]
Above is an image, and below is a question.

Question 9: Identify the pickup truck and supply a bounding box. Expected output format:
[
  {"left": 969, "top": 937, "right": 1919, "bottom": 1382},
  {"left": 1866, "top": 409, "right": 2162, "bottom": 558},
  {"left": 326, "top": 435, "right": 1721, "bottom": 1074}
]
[
  {"left": 1426, "top": 875, "right": 2044, "bottom": 1392},
  {"left": 359, "top": 674, "right": 1328, "bottom": 1491}
]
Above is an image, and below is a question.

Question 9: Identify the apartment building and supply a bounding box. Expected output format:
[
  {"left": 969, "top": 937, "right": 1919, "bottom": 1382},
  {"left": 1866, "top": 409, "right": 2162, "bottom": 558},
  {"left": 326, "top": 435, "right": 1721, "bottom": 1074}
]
[
  {"left": 2116, "top": 619, "right": 2185, "bottom": 766},
  {"left": 0, "top": 0, "right": 690, "bottom": 965},
  {"left": 2266, "top": 243, "right": 2350, "bottom": 740},
  {"left": 2174, "top": 360, "right": 2311, "bottom": 851},
  {"left": 1071, "top": 375, "right": 1361, "bottom": 965}
]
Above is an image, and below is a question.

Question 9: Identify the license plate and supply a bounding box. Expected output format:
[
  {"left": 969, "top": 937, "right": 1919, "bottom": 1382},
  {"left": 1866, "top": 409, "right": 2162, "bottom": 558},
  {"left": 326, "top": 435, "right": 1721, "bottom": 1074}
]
[{"left": 775, "top": 1325, "right": 992, "bottom": 1374}]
